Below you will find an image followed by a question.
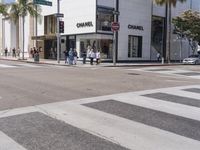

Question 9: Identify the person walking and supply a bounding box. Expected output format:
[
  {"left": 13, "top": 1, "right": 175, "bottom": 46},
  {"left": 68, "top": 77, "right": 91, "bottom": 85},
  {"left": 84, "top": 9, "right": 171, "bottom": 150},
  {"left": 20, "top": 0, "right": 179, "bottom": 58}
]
[
  {"left": 63, "top": 49, "right": 69, "bottom": 64},
  {"left": 73, "top": 48, "right": 78, "bottom": 65},
  {"left": 157, "top": 52, "right": 161, "bottom": 62},
  {"left": 90, "top": 49, "right": 95, "bottom": 65},
  {"left": 17, "top": 48, "right": 21, "bottom": 57},
  {"left": 68, "top": 48, "right": 74, "bottom": 65},
  {"left": 96, "top": 50, "right": 101, "bottom": 65},
  {"left": 82, "top": 49, "right": 87, "bottom": 64},
  {"left": 4, "top": 48, "right": 8, "bottom": 57},
  {"left": 12, "top": 48, "right": 16, "bottom": 57},
  {"left": 30, "top": 48, "right": 34, "bottom": 58}
]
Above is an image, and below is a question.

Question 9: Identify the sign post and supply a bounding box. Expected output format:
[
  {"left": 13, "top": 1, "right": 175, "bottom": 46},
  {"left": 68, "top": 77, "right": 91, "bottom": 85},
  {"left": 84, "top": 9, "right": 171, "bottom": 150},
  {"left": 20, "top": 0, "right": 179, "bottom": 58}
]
[
  {"left": 112, "top": 21, "right": 120, "bottom": 66},
  {"left": 33, "top": 0, "right": 52, "bottom": 6},
  {"left": 56, "top": 0, "right": 60, "bottom": 64}
]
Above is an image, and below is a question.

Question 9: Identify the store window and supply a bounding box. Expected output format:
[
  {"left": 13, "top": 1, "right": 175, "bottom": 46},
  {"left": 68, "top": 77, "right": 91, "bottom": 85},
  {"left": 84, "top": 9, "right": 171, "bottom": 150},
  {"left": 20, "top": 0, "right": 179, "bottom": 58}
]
[
  {"left": 79, "top": 39, "right": 113, "bottom": 59},
  {"left": 128, "top": 35, "right": 142, "bottom": 58},
  {"left": 97, "top": 6, "right": 114, "bottom": 32}
]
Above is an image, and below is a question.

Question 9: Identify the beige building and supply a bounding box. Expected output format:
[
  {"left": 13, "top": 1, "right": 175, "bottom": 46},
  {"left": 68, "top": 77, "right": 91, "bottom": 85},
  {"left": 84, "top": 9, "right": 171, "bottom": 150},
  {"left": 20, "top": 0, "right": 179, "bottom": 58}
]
[{"left": 0, "top": 0, "right": 3, "bottom": 55}]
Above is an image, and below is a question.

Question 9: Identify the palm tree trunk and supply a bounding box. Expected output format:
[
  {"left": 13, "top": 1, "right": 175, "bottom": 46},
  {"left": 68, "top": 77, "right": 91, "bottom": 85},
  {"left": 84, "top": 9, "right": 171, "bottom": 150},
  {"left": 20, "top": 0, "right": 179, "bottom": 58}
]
[
  {"left": 166, "top": 2, "right": 172, "bottom": 63},
  {"left": 22, "top": 16, "right": 25, "bottom": 60}
]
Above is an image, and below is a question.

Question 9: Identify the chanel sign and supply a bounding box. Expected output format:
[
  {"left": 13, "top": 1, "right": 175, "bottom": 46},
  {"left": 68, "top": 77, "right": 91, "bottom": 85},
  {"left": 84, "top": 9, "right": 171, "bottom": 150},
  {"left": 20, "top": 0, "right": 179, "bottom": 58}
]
[{"left": 128, "top": 25, "right": 144, "bottom": 31}]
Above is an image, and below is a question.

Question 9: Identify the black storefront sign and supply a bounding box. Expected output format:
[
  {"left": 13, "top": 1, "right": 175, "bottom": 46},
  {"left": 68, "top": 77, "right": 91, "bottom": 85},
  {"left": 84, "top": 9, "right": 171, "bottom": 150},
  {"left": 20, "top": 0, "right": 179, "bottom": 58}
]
[
  {"left": 76, "top": 22, "right": 93, "bottom": 28},
  {"left": 128, "top": 25, "right": 144, "bottom": 31}
]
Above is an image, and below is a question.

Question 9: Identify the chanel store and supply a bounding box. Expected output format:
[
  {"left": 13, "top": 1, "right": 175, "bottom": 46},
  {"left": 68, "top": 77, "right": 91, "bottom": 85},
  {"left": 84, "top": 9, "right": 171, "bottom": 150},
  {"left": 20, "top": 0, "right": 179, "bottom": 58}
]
[{"left": 27, "top": 0, "right": 199, "bottom": 60}]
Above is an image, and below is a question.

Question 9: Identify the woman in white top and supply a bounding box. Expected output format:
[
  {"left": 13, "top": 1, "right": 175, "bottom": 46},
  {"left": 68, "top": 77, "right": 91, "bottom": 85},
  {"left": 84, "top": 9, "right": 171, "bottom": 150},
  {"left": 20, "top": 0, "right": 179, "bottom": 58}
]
[
  {"left": 89, "top": 49, "right": 95, "bottom": 65},
  {"left": 96, "top": 50, "right": 101, "bottom": 65}
]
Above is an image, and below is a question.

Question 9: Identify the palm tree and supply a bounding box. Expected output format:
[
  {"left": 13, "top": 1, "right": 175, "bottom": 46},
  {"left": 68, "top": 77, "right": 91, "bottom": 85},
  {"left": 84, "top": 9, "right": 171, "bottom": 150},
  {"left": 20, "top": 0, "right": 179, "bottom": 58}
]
[
  {"left": 9, "top": 0, "right": 40, "bottom": 59},
  {"left": 0, "top": 3, "right": 8, "bottom": 16},
  {"left": 154, "top": 0, "right": 186, "bottom": 63}
]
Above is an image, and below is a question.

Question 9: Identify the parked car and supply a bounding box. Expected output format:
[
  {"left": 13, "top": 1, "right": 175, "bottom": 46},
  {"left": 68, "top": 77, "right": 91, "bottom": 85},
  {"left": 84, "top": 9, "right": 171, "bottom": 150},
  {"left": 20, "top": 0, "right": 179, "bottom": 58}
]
[{"left": 183, "top": 54, "right": 200, "bottom": 65}]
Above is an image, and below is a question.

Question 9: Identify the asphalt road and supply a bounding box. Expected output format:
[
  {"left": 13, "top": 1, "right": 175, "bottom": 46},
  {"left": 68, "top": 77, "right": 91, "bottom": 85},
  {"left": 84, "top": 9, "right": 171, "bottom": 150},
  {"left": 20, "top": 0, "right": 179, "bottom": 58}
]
[
  {"left": 0, "top": 60, "right": 199, "bottom": 110},
  {"left": 0, "top": 60, "right": 200, "bottom": 150}
]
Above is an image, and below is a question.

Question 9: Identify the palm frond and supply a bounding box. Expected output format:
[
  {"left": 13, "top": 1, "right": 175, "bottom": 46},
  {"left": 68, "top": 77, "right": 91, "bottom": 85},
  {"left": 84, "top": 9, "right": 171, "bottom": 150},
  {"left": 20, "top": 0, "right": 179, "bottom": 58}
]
[{"left": 154, "top": 0, "right": 187, "bottom": 7}]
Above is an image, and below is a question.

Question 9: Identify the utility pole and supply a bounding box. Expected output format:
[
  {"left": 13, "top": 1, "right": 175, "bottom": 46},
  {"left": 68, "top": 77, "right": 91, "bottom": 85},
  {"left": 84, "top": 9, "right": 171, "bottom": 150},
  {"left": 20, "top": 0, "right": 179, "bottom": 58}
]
[
  {"left": 35, "top": 5, "right": 38, "bottom": 48},
  {"left": 57, "top": 0, "right": 60, "bottom": 63},
  {"left": 113, "top": 15, "right": 117, "bottom": 66},
  {"left": 180, "top": 24, "right": 183, "bottom": 63},
  {"left": 112, "top": 0, "right": 119, "bottom": 66}
]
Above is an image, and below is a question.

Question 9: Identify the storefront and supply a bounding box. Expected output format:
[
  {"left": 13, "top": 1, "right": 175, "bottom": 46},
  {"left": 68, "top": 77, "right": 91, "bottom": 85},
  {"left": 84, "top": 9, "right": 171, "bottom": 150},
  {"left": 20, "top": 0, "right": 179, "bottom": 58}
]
[
  {"left": 31, "top": 0, "right": 197, "bottom": 61},
  {"left": 76, "top": 34, "right": 113, "bottom": 59}
]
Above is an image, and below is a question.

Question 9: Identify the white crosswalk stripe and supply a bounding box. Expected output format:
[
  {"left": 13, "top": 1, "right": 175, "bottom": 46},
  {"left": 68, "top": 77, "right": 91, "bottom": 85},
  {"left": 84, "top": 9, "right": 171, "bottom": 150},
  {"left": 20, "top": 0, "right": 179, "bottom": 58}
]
[
  {"left": 0, "top": 85, "right": 200, "bottom": 149},
  {"left": 0, "top": 63, "right": 42, "bottom": 68},
  {"left": 0, "top": 64, "right": 17, "bottom": 68},
  {"left": 0, "top": 131, "right": 27, "bottom": 150},
  {"left": 127, "top": 67, "right": 200, "bottom": 79}
]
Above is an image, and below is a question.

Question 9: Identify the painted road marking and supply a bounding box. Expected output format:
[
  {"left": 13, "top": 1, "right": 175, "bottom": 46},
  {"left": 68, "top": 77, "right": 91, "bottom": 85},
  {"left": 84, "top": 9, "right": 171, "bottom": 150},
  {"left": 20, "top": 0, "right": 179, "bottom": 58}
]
[
  {"left": 0, "top": 85, "right": 200, "bottom": 150},
  {"left": 0, "top": 131, "right": 27, "bottom": 150}
]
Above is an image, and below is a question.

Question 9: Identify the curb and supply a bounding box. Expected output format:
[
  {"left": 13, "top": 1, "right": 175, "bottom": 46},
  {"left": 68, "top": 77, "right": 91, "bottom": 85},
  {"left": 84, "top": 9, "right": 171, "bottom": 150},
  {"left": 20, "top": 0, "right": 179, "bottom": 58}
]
[{"left": 0, "top": 58, "right": 182, "bottom": 67}]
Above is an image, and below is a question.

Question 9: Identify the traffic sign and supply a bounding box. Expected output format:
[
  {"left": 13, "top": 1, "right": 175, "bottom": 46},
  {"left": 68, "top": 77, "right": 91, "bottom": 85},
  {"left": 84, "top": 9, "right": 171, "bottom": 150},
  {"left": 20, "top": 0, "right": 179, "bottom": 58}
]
[
  {"left": 54, "top": 13, "right": 64, "bottom": 18},
  {"left": 111, "top": 22, "right": 120, "bottom": 31},
  {"left": 33, "top": 0, "right": 52, "bottom": 6},
  {"left": 113, "top": 11, "right": 120, "bottom": 16}
]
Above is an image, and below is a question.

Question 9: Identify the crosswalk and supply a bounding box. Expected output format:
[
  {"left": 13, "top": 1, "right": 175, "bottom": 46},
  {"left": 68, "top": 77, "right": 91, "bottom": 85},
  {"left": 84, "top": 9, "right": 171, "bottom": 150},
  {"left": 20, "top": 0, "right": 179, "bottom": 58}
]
[
  {"left": 0, "top": 63, "right": 43, "bottom": 68},
  {"left": 0, "top": 85, "right": 200, "bottom": 149},
  {"left": 127, "top": 67, "right": 200, "bottom": 79}
]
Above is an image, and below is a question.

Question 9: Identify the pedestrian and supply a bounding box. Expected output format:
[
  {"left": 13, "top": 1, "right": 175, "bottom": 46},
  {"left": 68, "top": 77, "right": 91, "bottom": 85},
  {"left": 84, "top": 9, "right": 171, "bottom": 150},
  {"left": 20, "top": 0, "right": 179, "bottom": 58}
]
[
  {"left": 96, "top": 50, "right": 101, "bottom": 65},
  {"left": 73, "top": 48, "right": 78, "bottom": 65},
  {"left": 82, "top": 49, "right": 87, "bottom": 64},
  {"left": 33, "top": 47, "right": 37, "bottom": 58},
  {"left": 12, "top": 48, "right": 16, "bottom": 57},
  {"left": 157, "top": 52, "right": 161, "bottom": 62},
  {"left": 30, "top": 48, "right": 34, "bottom": 58},
  {"left": 4, "top": 48, "right": 8, "bottom": 57},
  {"left": 89, "top": 49, "right": 95, "bottom": 65},
  {"left": 63, "top": 49, "right": 69, "bottom": 64},
  {"left": 68, "top": 48, "right": 74, "bottom": 65},
  {"left": 17, "top": 48, "right": 21, "bottom": 57}
]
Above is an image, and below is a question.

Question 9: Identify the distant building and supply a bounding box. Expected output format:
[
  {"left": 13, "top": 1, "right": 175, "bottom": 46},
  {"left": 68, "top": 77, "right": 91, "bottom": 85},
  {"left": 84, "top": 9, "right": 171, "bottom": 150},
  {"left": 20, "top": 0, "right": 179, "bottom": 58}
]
[
  {"left": 1, "top": 0, "right": 200, "bottom": 60},
  {"left": 0, "top": 0, "right": 3, "bottom": 55}
]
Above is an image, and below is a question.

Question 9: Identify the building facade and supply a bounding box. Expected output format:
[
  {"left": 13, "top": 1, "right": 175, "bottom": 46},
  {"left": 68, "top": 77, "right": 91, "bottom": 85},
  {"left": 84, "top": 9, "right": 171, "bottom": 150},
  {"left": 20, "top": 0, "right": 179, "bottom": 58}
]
[{"left": 1, "top": 0, "right": 200, "bottom": 61}]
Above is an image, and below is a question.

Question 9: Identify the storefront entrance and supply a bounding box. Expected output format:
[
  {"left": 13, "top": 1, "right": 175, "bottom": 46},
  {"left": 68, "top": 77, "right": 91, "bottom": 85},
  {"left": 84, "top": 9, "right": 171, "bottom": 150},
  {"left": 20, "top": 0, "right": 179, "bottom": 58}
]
[
  {"left": 44, "top": 40, "right": 57, "bottom": 59},
  {"left": 151, "top": 16, "right": 166, "bottom": 60}
]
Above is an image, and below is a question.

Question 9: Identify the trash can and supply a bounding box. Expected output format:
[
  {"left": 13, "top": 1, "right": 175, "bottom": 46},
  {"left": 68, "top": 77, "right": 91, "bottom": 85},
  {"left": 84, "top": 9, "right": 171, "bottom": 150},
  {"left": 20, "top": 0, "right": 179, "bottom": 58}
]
[{"left": 34, "top": 53, "right": 39, "bottom": 62}]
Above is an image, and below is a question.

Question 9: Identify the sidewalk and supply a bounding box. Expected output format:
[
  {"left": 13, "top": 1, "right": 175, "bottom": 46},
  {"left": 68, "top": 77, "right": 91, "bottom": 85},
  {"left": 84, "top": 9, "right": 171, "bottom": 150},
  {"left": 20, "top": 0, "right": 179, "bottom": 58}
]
[{"left": 0, "top": 56, "right": 181, "bottom": 67}]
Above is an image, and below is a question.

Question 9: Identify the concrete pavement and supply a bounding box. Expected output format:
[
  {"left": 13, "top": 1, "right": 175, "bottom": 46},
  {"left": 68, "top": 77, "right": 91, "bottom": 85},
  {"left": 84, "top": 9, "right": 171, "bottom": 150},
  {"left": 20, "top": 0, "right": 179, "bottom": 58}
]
[
  {"left": 0, "top": 56, "right": 181, "bottom": 67},
  {"left": 0, "top": 85, "right": 200, "bottom": 150}
]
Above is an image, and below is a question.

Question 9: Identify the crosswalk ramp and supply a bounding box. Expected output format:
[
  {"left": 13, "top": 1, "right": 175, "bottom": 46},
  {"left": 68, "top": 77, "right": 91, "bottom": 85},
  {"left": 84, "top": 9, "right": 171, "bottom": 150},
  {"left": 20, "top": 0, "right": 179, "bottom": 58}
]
[
  {"left": 0, "top": 85, "right": 200, "bottom": 149},
  {"left": 127, "top": 67, "right": 200, "bottom": 79}
]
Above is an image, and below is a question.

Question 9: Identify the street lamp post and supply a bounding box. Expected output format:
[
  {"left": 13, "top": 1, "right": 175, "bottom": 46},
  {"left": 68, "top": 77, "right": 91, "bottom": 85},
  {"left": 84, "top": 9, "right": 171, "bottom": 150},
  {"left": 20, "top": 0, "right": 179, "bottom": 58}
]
[{"left": 56, "top": 0, "right": 60, "bottom": 63}]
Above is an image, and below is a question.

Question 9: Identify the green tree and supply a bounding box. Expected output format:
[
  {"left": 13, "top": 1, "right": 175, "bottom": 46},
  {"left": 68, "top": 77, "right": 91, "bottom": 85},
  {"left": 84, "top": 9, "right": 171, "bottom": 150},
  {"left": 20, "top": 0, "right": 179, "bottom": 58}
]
[
  {"left": 9, "top": 0, "right": 40, "bottom": 59},
  {"left": 154, "top": 0, "right": 186, "bottom": 63},
  {"left": 173, "top": 10, "right": 200, "bottom": 53},
  {"left": 173, "top": 10, "right": 200, "bottom": 42},
  {"left": 0, "top": 3, "right": 8, "bottom": 16}
]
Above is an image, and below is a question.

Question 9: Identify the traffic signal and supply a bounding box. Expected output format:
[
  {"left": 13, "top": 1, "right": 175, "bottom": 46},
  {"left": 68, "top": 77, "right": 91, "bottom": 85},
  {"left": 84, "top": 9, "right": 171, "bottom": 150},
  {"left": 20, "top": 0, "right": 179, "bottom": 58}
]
[{"left": 59, "top": 21, "right": 64, "bottom": 33}]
